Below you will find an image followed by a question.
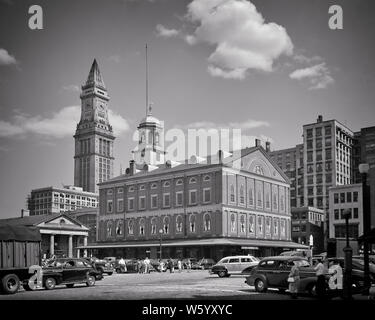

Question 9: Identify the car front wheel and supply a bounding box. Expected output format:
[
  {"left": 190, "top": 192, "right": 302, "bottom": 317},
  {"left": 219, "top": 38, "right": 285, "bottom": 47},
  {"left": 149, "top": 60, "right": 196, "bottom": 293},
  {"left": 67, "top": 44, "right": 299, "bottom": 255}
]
[
  {"left": 1, "top": 274, "right": 20, "bottom": 294},
  {"left": 218, "top": 270, "right": 227, "bottom": 278},
  {"left": 44, "top": 277, "right": 56, "bottom": 290},
  {"left": 255, "top": 279, "right": 267, "bottom": 293},
  {"left": 86, "top": 275, "right": 95, "bottom": 287}
]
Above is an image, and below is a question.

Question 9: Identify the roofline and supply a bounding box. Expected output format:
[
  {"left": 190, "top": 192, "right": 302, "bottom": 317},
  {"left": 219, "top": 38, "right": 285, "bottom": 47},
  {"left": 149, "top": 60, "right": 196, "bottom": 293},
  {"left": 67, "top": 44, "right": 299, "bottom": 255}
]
[
  {"left": 303, "top": 118, "right": 354, "bottom": 134},
  {"left": 30, "top": 186, "right": 98, "bottom": 196}
]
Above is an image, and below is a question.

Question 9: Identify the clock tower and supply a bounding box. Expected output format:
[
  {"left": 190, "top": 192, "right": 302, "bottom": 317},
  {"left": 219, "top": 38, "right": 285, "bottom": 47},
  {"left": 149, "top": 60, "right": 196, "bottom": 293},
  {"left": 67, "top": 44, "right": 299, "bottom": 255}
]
[{"left": 74, "top": 59, "right": 115, "bottom": 193}]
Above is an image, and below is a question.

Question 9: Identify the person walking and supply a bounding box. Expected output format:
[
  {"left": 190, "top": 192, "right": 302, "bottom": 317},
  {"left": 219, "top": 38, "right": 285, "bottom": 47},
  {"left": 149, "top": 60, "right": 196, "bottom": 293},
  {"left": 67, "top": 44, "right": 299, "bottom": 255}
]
[
  {"left": 118, "top": 257, "right": 127, "bottom": 273},
  {"left": 177, "top": 259, "right": 182, "bottom": 273},
  {"left": 186, "top": 259, "right": 191, "bottom": 272},
  {"left": 315, "top": 259, "right": 328, "bottom": 299},
  {"left": 144, "top": 257, "right": 150, "bottom": 274},
  {"left": 288, "top": 260, "right": 300, "bottom": 299},
  {"left": 168, "top": 258, "right": 174, "bottom": 273}
]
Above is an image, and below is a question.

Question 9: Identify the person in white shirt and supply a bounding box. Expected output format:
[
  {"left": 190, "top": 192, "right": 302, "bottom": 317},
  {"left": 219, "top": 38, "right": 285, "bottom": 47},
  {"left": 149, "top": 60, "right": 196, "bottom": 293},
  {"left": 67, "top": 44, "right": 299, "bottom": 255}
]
[
  {"left": 118, "top": 257, "right": 127, "bottom": 273},
  {"left": 314, "top": 259, "right": 328, "bottom": 299},
  {"left": 144, "top": 257, "right": 150, "bottom": 274}
]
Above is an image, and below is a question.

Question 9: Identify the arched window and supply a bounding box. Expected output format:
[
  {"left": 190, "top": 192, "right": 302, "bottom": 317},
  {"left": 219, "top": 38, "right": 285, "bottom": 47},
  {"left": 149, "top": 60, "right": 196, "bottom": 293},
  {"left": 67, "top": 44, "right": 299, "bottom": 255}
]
[
  {"left": 59, "top": 219, "right": 66, "bottom": 225},
  {"left": 163, "top": 216, "right": 170, "bottom": 234},
  {"left": 106, "top": 221, "right": 113, "bottom": 237},
  {"left": 258, "top": 216, "right": 263, "bottom": 234},
  {"left": 151, "top": 183, "right": 157, "bottom": 189},
  {"left": 163, "top": 181, "right": 170, "bottom": 188},
  {"left": 151, "top": 217, "right": 157, "bottom": 235},
  {"left": 175, "top": 179, "right": 183, "bottom": 186},
  {"left": 189, "top": 214, "right": 196, "bottom": 233},
  {"left": 139, "top": 218, "right": 145, "bottom": 236},
  {"left": 139, "top": 185, "right": 145, "bottom": 191},
  {"left": 230, "top": 185, "right": 235, "bottom": 202},
  {"left": 203, "top": 175, "right": 211, "bottom": 182},
  {"left": 240, "top": 185, "right": 245, "bottom": 204},
  {"left": 249, "top": 186, "right": 254, "bottom": 206},
  {"left": 240, "top": 215, "right": 245, "bottom": 233},
  {"left": 230, "top": 213, "right": 236, "bottom": 232},
  {"left": 128, "top": 186, "right": 135, "bottom": 193},
  {"left": 176, "top": 215, "right": 183, "bottom": 233},
  {"left": 203, "top": 213, "right": 211, "bottom": 232},
  {"left": 116, "top": 220, "right": 123, "bottom": 235},
  {"left": 249, "top": 215, "right": 255, "bottom": 233},
  {"left": 128, "top": 220, "right": 134, "bottom": 235}
]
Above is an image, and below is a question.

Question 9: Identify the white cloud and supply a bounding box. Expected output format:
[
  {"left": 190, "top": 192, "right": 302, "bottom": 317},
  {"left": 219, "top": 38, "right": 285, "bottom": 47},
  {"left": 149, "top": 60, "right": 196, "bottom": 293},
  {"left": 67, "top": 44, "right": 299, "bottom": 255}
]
[
  {"left": 0, "top": 48, "right": 17, "bottom": 66},
  {"left": 289, "top": 62, "right": 334, "bottom": 90},
  {"left": 155, "top": 24, "right": 180, "bottom": 38},
  {"left": 0, "top": 106, "right": 129, "bottom": 139},
  {"left": 185, "top": 0, "right": 293, "bottom": 79},
  {"left": 293, "top": 54, "right": 322, "bottom": 64}
]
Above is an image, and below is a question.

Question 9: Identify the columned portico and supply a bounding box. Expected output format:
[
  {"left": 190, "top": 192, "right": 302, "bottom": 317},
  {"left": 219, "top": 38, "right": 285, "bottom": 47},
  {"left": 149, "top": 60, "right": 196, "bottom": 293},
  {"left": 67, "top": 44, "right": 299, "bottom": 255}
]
[
  {"left": 50, "top": 234, "right": 55, "bottom": 256},
  {"left": 68, "top": 235, "right": 73, "bottom": 257}
]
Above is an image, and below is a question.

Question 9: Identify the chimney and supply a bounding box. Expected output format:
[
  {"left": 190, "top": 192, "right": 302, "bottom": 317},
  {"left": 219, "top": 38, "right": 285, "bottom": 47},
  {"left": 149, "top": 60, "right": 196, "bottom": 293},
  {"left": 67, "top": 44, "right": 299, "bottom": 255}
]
[
  {"left": 129, "top": 160, "right": 136, "bottom": 175},
  {"left": 21, "top": 209, "right": 29, "bottom": 218},
  {"left": 317, "top": 115, "right": 323, "bottom": 123},
  {"left": 255, "top": 139, "right": 261, "bottom": 147},
  {"left": 266, "top": 141, "right": 271, "bottom": 152}
]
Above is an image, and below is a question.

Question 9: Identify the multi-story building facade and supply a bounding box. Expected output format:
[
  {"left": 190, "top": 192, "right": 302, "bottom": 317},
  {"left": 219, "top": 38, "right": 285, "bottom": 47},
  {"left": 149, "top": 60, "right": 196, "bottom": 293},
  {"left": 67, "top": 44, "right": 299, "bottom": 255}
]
[
  {"left": 27, "top": 185, "right": 98, "bottom": 216},
  {"left": 270, "top": 115, "right": 355, "bottom": 247},
  {"left": 328, "top": 184, "right": 363, "bottom": 256},
  {"left": 90, "top": 145, "right": 306, "bottom": 261},
  {"left": 291, "top": 207, "right": 325, "bottom": 254},
  {"left": 74, "top": 59, "right": 115, "bottom": 193}
]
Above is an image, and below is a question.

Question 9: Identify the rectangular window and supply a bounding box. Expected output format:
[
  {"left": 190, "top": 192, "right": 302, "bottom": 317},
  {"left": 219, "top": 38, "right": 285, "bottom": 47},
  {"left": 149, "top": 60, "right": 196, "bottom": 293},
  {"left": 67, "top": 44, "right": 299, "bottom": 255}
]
[
  {"left": 347, "top": 192, "right": 352, "bottom": 203},
  {"left": 306, "top": 129, "right": 313, "bottom": 138},
  {"left": 334, "top": 209, "right": 339, "bottom": 220},
  {"left": 308, "top": 198, "right": 314, "bottom": 206},
  {"left": 326, "top": 174, "right": 332, "bottom": 183},
  {"left": 117, "top": 199, "right": 123, "bottom": 212},
  {"left": 307, "top": 151, "right": 313, "bottom": 162},
  {"left": 353, "top": 192, "right": 358, "bottom": 202},
  {"left": 316, "top": 127, "right": 322, "bottom": 137},
  {"left": 139, "top": 196, "right": 146, "bottom": 210},
  {"left": 203, "top": 188, "right": 211, "bottom": 203},
  {"left": 335, "top": 224, "right": 358, "bottom": 239},
  {"left": 176, "top": 191, "right": 183, "bottom": 206},
  {"left": 307, "top": 140, "right": 313, "bottom": 149},
  {"left": 307, "top": 176, "right": 314, "bottom": 185},
  {"left": 316, "top": 139, "right": 322, "bottom": 149},
  {"left": 316, "top": 174, "right": 323, "bottom": 184},
  {"left": 308, "top": 187, "right": 314, "bottom": 196},
  {"left": 128, "top": 198, "right": 134, "bottom": 211},
  {"left": 340, "top": 193, "right": 345, "bottom": 203},
  {"left": 334, "top": 193, "right": 339, "bottom": 203},
  {"left": 189, "top": 190, "right": 197, "bottom": 205},
  {"left": 325, "top": 126, "right": 331, "bottom": 136},
  {"left": 151, "top": 195, "right": 158, "bottom": 209},
  {"left": 163, "top": 193, "right": 170, "bottom": 207},
  {"left": 325, "top": 137, "right": 332, "bottom": 147},
  {"left": 353, "top": 207, "right": 359, "bottom": 219},
  {"left": 107, "top": 200, "right": 113, "bottom": 213}
]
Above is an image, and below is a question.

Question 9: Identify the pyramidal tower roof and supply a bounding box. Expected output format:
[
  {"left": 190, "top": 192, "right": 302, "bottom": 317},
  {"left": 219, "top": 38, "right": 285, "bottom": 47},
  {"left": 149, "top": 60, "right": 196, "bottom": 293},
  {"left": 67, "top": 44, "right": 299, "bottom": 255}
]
[{"left": 85, "top": 59, "right": 106, "bottom": 89}]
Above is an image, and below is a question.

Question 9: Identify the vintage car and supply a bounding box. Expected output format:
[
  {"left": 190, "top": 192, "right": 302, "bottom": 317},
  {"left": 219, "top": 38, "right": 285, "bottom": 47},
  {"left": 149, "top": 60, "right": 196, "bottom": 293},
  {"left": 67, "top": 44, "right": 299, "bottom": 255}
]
[
  {"left": 210, "top": 255, "right": 259, "bottom": 277},
  {"left": 196, "top": 258, "right": 216, "bottom": 270},
  {"left": 42, "top": 258, "right": 102, "bottom": 290},
  {"left": 82, "top": 257, "right": 114, "bottom": 276}
]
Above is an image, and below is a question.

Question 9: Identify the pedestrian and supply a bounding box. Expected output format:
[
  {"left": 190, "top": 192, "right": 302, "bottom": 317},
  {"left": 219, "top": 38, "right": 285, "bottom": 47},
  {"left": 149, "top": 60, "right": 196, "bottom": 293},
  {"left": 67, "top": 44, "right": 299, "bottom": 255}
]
[
  {"left": 288, "top": 260, "right": 300, "bottom": 299},
  {"left": 118, "top": 257, "right": 127, "bottom": 273},
  {"left": 177, "top": 259, "right": 182, "bottom": 273},
  {"left": 168, "top": 258, "right": 174, "bottom": 273},
  {"left": 137, "top": 259, "right": 142, "bottom": 274},
  {"left": 144, "top": 257, "right": 150, "bottom": 274},
  {"left": 186, "top": 258, "right": 191, "bottom": 272},
  {"left": 315, "top": 259, "right": 328, "bottom": 299}
]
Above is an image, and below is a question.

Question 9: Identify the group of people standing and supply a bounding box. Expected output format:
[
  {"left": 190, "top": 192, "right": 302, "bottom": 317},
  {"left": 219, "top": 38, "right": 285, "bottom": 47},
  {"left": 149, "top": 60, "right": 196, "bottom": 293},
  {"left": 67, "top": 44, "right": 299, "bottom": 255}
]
[{"left": 288, "top": 259, "right": 343, "bottom": 299}]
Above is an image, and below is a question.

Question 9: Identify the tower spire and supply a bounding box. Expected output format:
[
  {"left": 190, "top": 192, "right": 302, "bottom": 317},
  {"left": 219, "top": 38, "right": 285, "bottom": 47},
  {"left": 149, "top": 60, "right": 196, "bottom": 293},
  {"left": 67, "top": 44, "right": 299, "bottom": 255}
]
[{"left": 85, "top": 58, "right": 106, "bottom": 89}]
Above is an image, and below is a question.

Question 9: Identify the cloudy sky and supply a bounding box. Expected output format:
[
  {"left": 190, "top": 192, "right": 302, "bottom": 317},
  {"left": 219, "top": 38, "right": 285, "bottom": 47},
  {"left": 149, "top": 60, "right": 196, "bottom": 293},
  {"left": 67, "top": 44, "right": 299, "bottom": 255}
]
[{"left": 0, "top": 0, "right": 374, "bottom": 218}]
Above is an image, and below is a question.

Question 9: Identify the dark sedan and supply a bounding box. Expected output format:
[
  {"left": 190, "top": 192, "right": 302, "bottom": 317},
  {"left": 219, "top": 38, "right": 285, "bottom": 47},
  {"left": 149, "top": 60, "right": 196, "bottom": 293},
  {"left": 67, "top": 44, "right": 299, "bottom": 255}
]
[
  {"left": 42, "top": 258, "right": 101, "bottom": 290},
  {"left": 245, "top": 256, "right": 318, "bottom": 295}
]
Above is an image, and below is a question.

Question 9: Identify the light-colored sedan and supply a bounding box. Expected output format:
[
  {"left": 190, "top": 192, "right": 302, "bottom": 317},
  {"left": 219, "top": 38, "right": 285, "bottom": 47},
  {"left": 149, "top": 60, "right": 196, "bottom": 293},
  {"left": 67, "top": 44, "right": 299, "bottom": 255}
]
[{"left": 209, "top": 255, "right": 259, "bottom": 277}]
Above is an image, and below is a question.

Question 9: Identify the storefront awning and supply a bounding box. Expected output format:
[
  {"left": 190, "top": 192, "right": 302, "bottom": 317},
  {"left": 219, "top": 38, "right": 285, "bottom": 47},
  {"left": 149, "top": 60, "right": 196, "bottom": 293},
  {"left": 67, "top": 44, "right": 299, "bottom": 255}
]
[{"left": 77, "top": 238, "right": 308, "bottom": 250}]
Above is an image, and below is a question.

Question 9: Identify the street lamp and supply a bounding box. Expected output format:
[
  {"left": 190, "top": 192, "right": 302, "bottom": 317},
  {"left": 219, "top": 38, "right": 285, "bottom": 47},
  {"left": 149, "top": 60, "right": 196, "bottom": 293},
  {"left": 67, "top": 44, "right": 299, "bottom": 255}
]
[
  {"left": 359, "top": 163, "right": 371, "bottom": 294},
  {"left": 159, "top": 229, "right": 163, "bottom": 260},
  {"left": 342, "top": 208, "right": 352, "bottom": 300}
]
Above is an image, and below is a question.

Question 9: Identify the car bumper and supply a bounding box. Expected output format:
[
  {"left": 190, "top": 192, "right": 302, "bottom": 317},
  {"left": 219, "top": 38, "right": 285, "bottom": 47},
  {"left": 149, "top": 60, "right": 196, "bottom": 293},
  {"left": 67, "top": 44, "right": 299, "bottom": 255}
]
[{"left": 244, "top": 277, "right": 255, "bottom": 286}]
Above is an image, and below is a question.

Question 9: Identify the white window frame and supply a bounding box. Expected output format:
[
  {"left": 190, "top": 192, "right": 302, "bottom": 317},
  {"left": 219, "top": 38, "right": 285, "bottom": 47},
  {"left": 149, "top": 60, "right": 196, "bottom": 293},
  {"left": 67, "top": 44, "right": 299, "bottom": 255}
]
[
  {"left": 175, "top": 191, "right": 183, "bottom": 206},
  {"left": 163, "top": 181, "right": 170, "bottom": 188},
  {"left": 189, "top": 177, "right": 197, "bottom": 184},
  {"left": 128, "top": 197, "right": 135, "bottom": 211},
  {"left": 128, "top": 186, "right": 135, "bottom": 193},
  {"left": 117, "top": 199, "right": 124, "bottom": 212},
  {"left": 203, "top": 175, "right": 211, "bottom": 182},
  {"left": 203, "top": 188, "right": 211, "bottom": 203},
  {"left": 151, "top": 183, "right": 158, "bottom": 189},
  {"left": 117, "top": 187, "right": 123, "bottom": 194},
  {"left": 163, "top": 193, "right": 171, "bottom": 208},
  {"left": 107, "top": 189, "right": 113, "bottom": 196},
  {"left": 150, "top": 194, "right": 158, "bottom": 209},
  {"left": 189, "top": 189, "right": 197, "bottom": 205},
  {"left": 128, "top": 220, "right": 134, "bottom": 235},
  {"left": 139, "top": 184, "right": 145, "bottom": 191},
  {"left": 139, "top": 196, "right": 146, "bottom": 210},
  {"left": 175, "top": 179, "right": 183, "bottom": 186},
  {"left": 176, "top": 215, "right": 183, "bottom": 233},
  {"left": 203, "top": 213, "right": 211, "bottom": 232}
]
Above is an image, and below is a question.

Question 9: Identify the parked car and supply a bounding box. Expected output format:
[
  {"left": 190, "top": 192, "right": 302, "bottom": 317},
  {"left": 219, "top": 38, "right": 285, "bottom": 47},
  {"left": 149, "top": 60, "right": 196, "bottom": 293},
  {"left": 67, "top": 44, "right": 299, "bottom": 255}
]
[
  {"left": 196, "top": 258, "right": 216, "bottom": 270},
  {"left": 279, "top": 250, "right": 309, "bottom": 257},
  {"left": 82, "top": 257, "right": 114, "bottom": 276},
  {"left": 42, "top": 258, "right": 101, "bottom": 290},
  {"left": 210, "top": 255, "right": 259, "bottom": 277},
  {"left": 182, "top": 258, "right": 198, "bottom": 269},
  {"left": 245, "top": 256, "right": 317, "bottom": 295},
  {"left": 103, "top": 256, "right": 117, "bottom": 268},
  {"left": 115, "top": 259, "right": 140, "bottom": 273}
]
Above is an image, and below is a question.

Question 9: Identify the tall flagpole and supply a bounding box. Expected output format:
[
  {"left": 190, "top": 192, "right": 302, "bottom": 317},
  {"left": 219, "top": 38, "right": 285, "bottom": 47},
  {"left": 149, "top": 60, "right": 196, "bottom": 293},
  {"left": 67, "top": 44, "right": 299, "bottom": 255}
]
[{"left": 146, "top": 43, "right": 148, "bottom": 116}]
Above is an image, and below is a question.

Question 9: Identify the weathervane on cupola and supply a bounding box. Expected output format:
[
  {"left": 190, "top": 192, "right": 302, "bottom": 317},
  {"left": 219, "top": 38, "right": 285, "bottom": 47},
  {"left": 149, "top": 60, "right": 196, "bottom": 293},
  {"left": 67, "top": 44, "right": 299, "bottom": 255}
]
[{"left": 131, "top": 44, "right": 166, "bottom": 167}]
